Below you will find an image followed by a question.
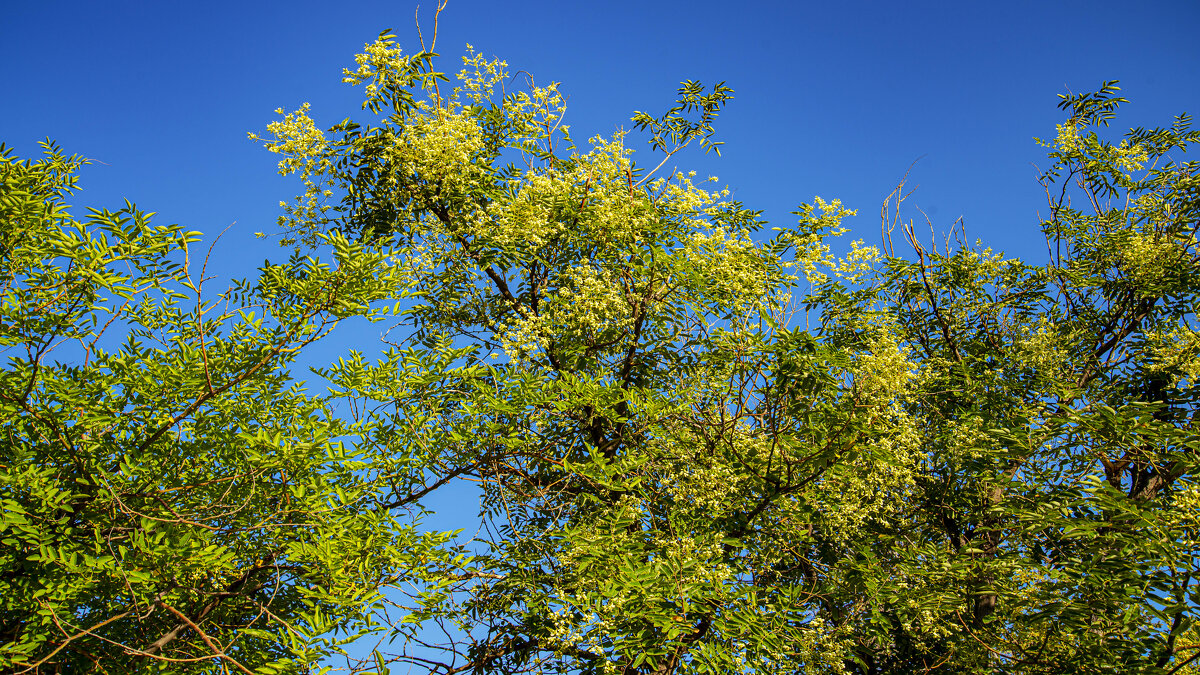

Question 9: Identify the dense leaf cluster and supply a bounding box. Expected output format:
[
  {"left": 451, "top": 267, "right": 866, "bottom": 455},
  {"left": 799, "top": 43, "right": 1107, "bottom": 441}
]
[{"left": 0, "top": 143, "right": 455, "bottom": 672}]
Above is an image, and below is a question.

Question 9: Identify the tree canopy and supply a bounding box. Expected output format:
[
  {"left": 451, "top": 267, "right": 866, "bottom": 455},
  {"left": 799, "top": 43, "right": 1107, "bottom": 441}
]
[
  {"left": 0, "top": 141, "right": 457, "bottom": 672},
  {"left": 3, "top": 29, "right": 1200, "bottom": 675}
]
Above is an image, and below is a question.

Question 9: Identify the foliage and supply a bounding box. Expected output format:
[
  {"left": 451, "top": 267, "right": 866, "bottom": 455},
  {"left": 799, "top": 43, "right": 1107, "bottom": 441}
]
[
  {"left": 0, "top": 141, "right": 454, "bottom": 672},
  {"left": 257, "top": 33, "right": 1200, "bottom": 674},
  {"left": 842, "top": 82, "right": 1200, "bottom": 673},
  {"left": 6, "top": 29, "right": 1199, "bottom": 675}
]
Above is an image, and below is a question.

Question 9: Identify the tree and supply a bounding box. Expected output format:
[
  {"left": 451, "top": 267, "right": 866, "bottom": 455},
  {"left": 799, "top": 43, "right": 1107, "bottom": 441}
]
[
  {"left": 827, "top": 84, "right": 1200, "bottom": 673},
  {"left": 0, "top": 141, "right": 455, "bottom": 672},
  {"left": 259, "top": 31, "right": 1200, "bottom": 674},
  {"left": 6, "top": 29, "right": 1198, "bottom": 675}
]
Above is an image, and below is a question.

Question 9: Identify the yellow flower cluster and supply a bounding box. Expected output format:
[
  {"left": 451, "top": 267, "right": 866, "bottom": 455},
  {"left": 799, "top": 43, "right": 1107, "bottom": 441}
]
[
  {"left": 250, "top": 103, "right": 338, "bottom": 247},
  {"left": 1144, "top": 325, "right": 1200, "bottom": 384},
  {"left": 341, "top": 35, "right": 411, "bottom": 104},
  {"left": 1053, "top": 121, "right": 1148, "bottom": 172},
  {"left": 683, "top": 226, "right": 770, "bottom": 305},
  {"left": 853, "top": 331, "right": 916, "bottom": 407},
  {"left": 1012, "top": 317, "right": 1069, "bottom": 374},
  {"left": 547, "top": 263, "right": 634, "bottom": 337},
  {"left": 788, "top": 197, "right": 859, "bottom": 286},
  {"left": 389, "top": 104, "right": 489, "bottom": 198},
  {"left": 256, "top": 103, "right": 328, "bottom": 176},
  {"left": 488, "top": 171, "right": 569, "bottom": 251},
  {"left": 1118, "top": 229, "right": 1184, "bottom": 292},
  {"left": 802, "top": 333, "right": 922, "bottom": 537}
]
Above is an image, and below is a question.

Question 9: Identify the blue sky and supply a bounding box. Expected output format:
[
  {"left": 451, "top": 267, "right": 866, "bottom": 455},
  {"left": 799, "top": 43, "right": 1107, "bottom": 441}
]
[{"left": 5, "top": 0, "right": 1199, "bottom": 275}]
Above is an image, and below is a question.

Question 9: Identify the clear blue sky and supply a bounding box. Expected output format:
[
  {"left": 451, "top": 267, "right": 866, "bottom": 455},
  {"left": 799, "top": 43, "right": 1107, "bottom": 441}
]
[{"left": 5, "top": 0, "right": 1199, "bottom": 273}]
